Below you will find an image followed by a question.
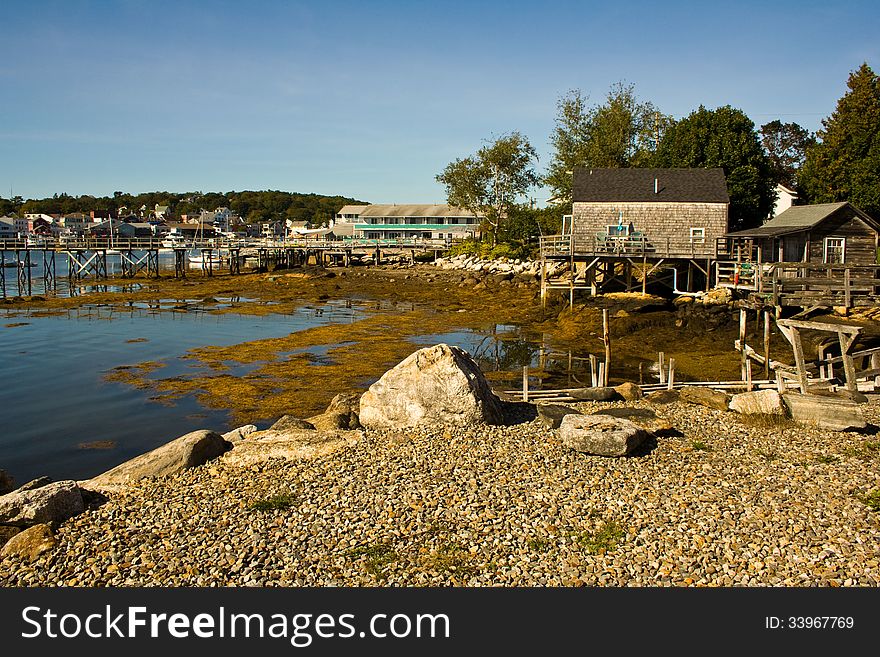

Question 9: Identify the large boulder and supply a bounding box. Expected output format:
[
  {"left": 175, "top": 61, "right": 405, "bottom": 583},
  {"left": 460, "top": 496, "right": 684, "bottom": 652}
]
[
  {"left": 88, "top": 430, "right": 230, "bottom": 489},
  {"left": 729, "top": 390, "right": 786, "bottom": 415},
  {"left": 679, "top": 386, "right": 730, "bottom": 411},
  {"left": 0, "top": 480, "right": 84, "bottom": 527},
  {"left": 559, "top": 414, "right": 649, "bottom": 457},
  {"left": 359, "top": 344, "right": 503, "bottom": 428},
  {"left": 1, "top": 524, "right": 56, "bottom": 562},
  {"left": 537, "top": 403, "right": 581, "bottom": 429}
]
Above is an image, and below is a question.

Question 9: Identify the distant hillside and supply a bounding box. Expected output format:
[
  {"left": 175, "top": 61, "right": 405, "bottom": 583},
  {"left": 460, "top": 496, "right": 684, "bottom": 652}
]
[{"left": 12, "top": 190, "right": 368, "bottom": 225}]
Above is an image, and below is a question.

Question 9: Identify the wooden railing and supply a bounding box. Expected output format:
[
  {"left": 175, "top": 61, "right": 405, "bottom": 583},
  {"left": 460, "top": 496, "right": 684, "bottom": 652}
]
[
  {"left": 540, "top": 233, "right": 717, "bottom": 258},
  {"left": 0, "top": 236, "right": 453, "bottom": 251}
]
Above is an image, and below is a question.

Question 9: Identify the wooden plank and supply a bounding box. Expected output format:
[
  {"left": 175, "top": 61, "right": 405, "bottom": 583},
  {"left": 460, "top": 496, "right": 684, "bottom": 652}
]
[
  {"left": 763, "top": 310, "right": 771, "bottom": 379},
  {"left": 667, "top": 358, "right": 675, "bottom": 390},
  {"left": 776, "top": 319, "right": 862, "bottom": 335},
  {"left": 602, "top": 308, "right": 611, "bottom": 386}
]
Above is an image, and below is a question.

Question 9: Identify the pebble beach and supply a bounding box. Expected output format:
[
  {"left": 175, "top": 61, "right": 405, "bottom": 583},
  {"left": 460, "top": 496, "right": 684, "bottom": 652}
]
[{"left": 3, "top": 395, "right": 879, "bottom": 587}]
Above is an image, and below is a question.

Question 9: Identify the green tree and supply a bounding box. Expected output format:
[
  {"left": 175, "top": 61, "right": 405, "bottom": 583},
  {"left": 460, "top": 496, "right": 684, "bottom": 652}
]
[
  {"left": 545, "top": 83, "right": 673, "bottom": 205},
  {"left": 653, "top": 105, "right": 775, "bottom": 231},
  {"left": 760, "top": 120, "right": 816, "bottom": 188},
  {"left": 798, "top": 63, "right": 880, "bottom": 219},
  {"left": 436, "top": 132, "right": 539, "bottom": 240}
]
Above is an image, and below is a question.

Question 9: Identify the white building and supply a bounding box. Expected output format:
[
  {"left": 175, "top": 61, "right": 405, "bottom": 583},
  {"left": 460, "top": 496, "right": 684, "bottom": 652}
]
[
  {"left": 336, "top": 204, "right": 481, "bottom": 240},
  {"left": 772, "top": 183, "right": 798, "bottom": 218}
]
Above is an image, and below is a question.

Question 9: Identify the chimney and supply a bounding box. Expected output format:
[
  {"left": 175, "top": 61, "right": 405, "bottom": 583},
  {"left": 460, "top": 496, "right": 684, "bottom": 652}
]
[{"left": 654, "top": 178, "right": 659, "bottom": 194}]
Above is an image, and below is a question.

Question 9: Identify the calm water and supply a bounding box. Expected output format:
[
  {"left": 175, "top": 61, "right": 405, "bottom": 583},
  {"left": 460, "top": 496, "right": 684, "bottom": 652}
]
[{"left": 0, "top": 302, "right": 552, "bottom": 484}]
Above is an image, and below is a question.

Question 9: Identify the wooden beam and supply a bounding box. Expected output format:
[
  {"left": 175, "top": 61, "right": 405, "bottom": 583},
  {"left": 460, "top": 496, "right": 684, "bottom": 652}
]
[{"left": 776, "top": 319, "right": 862, "bottom": 335}]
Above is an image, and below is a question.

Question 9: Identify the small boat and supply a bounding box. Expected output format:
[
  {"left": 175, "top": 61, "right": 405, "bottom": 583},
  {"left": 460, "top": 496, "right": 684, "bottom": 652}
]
[{"left": 161, "top": 235, "right": 188, "bottom": 248}]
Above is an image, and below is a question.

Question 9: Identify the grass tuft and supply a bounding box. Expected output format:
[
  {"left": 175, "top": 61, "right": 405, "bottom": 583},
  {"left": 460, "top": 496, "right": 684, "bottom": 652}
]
[
  {"left": 576, "top": 520, "right": 625, "bottom": 555},
  {"left": 248, "top": 493, "right": 296, "bottom": 511}
]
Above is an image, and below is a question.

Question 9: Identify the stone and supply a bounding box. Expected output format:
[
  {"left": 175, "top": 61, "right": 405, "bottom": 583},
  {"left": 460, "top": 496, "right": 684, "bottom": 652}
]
[
  {"left": 222, "top": 425, "right": 259, "bottom": 442},
  {"left": 306, "top": 412, "right": 351, "bottom": 431},
  {"left": 559, "top": 414, "right": 649, "bottom": 457},
  {"left": 359, "top": 344, "right": 503, "bottom": 428},
  {"left": 0, "top": 481, "right": 84, "bottom": 527},
  {"left": 1, "top": 524, "right": 56, "bottom": 561},
  {"left": 88, "top": 430, "right": 230, "bottom": 489},
  {"left": 269, "top": 416, "right": 316, "bottom": 432},
  {"left": 679, "top": 386, "right": 730, "bottom": 411},
  {"left": 536, "top": 403, "right": 581, "bottom": 429},
  {"left": 782, "top": 393, "right": 867, "bottom": 431},
  {"left": 614, "top": 382, "right": 643, "bottom": 401},
  {"left": 0, "top": 470, "right": 13, "bottom": 495},
  {"left": 15, "top": 476, "right": 53, "bottom": 492},
  {"left": 322, "top": 393, "right": 362, "bottom": 429},
  {"left": 701, "top": 287, "right": 733, "bottom": 305},
  {"left": 646, "top": 389, "right": 681, "bottom": 404},
  {"left": 592, "top": 407, "right": 673, "bottom": 435},
  {"left": 222, "top": 429, "right": 361, "bottom": 468},
  {"left": 729, "top": 390, "right": 786, "bottom": 415},
  {"left": 569, "top": 387, "right": 621, "bottom": 402}
]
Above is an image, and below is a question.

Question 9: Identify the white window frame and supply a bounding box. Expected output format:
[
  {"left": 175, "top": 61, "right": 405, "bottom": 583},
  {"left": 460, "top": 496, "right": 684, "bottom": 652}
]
[
  {"left": 823, "top": 237, "right": 845, "bottom": 263},
  {"left": 606, "top": 223, "right": 630, "bottom": 236},
  {"left": 689, "top": 227, "right": 706, "bottom": 244}
]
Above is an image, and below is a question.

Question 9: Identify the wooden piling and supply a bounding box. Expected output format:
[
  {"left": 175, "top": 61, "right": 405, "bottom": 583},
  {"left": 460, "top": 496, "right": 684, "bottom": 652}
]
[
  {"left": 602, "top": 308, "right": 611, "bottom": 386},
  {"left": 763, "top": 310, "right": 770, "bottom": 379},
  {"left": 658, "top": 352, "right": 665, "bottom": 385},
  {"left": 739, "top": 309, "right": 748, "bottom": 382},
  {"left": 667, "top": 357, "right": 675, "bottom": 390},
  {"left": 522, "top": 366, "right": 529, "bottom": 402}
]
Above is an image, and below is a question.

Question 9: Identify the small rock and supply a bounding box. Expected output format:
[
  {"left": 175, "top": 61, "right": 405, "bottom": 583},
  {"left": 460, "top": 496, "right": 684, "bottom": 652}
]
[
  {"left": 269, "top": 416, "right": 316, "bottom": 432},
  {"left": 614, "top": 382, "right": 643, "bottom": 401},
  {"left": 222, "top": 425, "right": 259, "bottom": 442},
  {"left": 0, "top": 480, "right": 84, "bottom": 527},
  {"left": 569, "top": 387, "right": 620, "bottom": 402},
  {"left": 729, "top": 390, "right": 786, "bottom": 415},
  {"left": 646, "top": 389, "right": 681, "bottom": 404},
  {"left": 592, "top": 407, "right": 673, "bottom": 435},
  {"left": 679, "top": 386, "right": 730, "bottom": 411},
  {"left": 1, "top": 524, "right": 57, "bottom": 561}
]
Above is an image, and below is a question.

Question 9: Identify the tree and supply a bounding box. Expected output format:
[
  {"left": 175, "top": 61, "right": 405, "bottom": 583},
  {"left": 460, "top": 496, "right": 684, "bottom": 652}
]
[
  {"left": 436, "top": 132, "right": 539, "bottom": 240},
  {"left": 653, "top": 105, "right": 775, "bottom": 231},
  {"left": 798, "top": 63, "right": 880, "bottom": 219},
  {"left": 760, "top": 120, "right": 816, "bottom": 188},
  {"left": 545, "top": 83, "right": 673, "bottom": 205}
]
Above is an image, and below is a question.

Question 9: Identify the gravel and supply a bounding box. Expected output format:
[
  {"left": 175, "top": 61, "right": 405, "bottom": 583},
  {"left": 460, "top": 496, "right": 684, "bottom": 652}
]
[{"left": 2, "top": 398, "right": 879, "bottom": 587}]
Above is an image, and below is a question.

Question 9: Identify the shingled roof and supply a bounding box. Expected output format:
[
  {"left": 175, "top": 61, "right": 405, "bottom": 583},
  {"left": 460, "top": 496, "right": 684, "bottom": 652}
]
[
  {"left": 573, "top": 168, "right": 729, "bottom": 204},
  {"left": 726, "top": 202, "right": 879, "bottom": 237}
]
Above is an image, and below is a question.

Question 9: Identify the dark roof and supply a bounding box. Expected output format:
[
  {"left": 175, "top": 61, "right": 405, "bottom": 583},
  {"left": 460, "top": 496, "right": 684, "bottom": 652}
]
[
  {"left": 726, "top": 202, "right": 879, "bottom": 238},
  {"left": 572, "top": 168, "right": 729, "bottom": 203}
]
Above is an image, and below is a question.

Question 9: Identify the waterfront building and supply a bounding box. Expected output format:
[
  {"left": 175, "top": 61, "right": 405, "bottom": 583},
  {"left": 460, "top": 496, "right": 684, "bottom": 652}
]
[{"left": 335, "top": 204, "right": 481, "bottom": 241}]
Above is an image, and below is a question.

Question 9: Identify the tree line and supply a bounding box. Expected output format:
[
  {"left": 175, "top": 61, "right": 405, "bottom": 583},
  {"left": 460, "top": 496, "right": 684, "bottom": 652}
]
[
  {"left": 0, "top": 190, "right": 366, "bottom": 226},
  {"left": 437, "top": 63, "right": 880, "bottom": 253}
]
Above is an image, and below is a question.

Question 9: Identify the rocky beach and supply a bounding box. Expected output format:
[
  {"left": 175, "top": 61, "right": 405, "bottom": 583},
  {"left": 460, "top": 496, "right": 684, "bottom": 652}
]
[{"left": 2, "top": 261, "right": 880, "bottom": 587}]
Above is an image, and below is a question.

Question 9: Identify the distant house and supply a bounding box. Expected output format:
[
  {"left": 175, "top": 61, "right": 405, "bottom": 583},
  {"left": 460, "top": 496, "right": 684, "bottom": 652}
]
[
  {"left": 725, "top": 202, "right": 879, "bottom": 265},
  {"left": 569, "top": 168, "right": 729, "bottom": 257},
  {"left": 0, "top": 216, "right": 16, "bottom": 238},
  {"left": 336, "top": 205, "right": 369, "bottom": 223},
  {"left": 772, "top": 183, "right": 798, "bottom": 218},
  {"left": 153, "top": 204, "right": 170, "bottom": 220}
]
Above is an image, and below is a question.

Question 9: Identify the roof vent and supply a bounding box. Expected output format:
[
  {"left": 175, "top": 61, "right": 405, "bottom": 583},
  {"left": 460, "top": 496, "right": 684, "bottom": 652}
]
[{"left": 654, "top": 178, "right": 659, "bottom": 194}]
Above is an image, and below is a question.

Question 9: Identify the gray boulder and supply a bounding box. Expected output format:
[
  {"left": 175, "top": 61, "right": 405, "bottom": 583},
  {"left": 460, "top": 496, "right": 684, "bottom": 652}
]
[
  {"left": 537, "top": 403, "right": 581, "bottom": 429},
  {"left": 359, "top": 344, "right": 503, "bottom": 428},
  {"left": 729, "top": 389, "right": 786, "bottom": 415},
  {"left": 88, "top": 430, "right": 230, "bottom": 489},
  {"left": 1, "top": 524, "right": 56, "bottom": 561},
  {"left": 679, "top": 386, "right": 730, "bottom": 411},
  {"left": 0, "top": 480, "right": 84, "bottom": 527},
  {"left": 559, "top": 414, "right": 649, "bottom": 457},
  {"left": 569, "top": 387, "right": 620, "bottom": 402},
  {"left": 323, "top": 392, "right": 362, "bottom": 429}
]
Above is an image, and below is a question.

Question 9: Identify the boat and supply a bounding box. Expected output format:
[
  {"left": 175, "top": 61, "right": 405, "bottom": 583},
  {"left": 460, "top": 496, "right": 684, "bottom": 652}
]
[
  {"left": 161, "top": 234, "right": 187, "bottom": 248},
  {"left": 188, "top": 251, "right": 224, "bottom": 266}
]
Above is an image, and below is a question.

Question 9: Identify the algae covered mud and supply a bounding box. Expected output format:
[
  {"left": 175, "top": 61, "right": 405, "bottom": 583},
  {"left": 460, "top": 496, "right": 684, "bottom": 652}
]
[{"left": 0, "top": 264, "right": 749, "bottom": 483}]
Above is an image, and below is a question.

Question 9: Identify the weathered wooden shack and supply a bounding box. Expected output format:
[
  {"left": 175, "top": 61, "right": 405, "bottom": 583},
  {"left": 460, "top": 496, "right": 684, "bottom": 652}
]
[
  {"left": 724, "top": 202, "right": 879, "bottom": 265},
  {"left": 540, "top": 168, "right": 730, "bottom": 300},
  {"left": 719, "top": 202, "right": 880, "bottom": 308}
]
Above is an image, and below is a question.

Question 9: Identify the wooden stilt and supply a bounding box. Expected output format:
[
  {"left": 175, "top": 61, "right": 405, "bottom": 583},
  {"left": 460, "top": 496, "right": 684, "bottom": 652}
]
[{"left": 667, "top": 358, "right": 675, "bottom": 390}]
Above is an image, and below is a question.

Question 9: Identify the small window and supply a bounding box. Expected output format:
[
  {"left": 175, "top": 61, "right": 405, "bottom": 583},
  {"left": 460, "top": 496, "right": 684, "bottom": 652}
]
[
  {"left": 689, "top": 227, "right": 706, "bottom": 243},
  {"left": 606, "top": 224, "right": 630, "bottom": 236},
  {"left": 824, "top": 237, "right": 845, "bottom": 263}
]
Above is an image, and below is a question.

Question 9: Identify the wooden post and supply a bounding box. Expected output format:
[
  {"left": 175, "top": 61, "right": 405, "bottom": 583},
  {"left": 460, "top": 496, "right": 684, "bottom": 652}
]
[
  {"left": 776, "top": 370, "right": 785, "bottom": 394},
  {"left": 817, "top": 343, "right": 827, "bottom": 379},
  {"left": 522, "top": 366, "right": 529, "bottom": 402},
  {"left": 838, "top": 332, "right": 858, "bottom": 393},
  {"left": 667, "top": 358, "right": 675, "bottom": 390},
  {"left": 642, "top": 254, "right": 647, "bottom": 294},
  {"left": 739, "top": 309, "right": 748, "bottom": 382},
  {"left": 602, "top": 309, "right": 611, "bottom": 386},
  {"left": 639, "top": 362, "right": 644, "bottom": 385},
  {"left": 658, "top": 352, "right": 665, "bottom": 385},
  {"left": 872, "top": 352, "right": 880, "bottom": 390},
  {"left": 844, "top": 267, "right": 851, "bottom": 310},
  {"left": 763, "top": 309, "right": 771, "bottom": 379},
  {"left": 746, "top": 359, "right": 753, "bottom": 392},
  {"left": 589, "top": 354, "right": 597, "bottom": 387},
  {"left": 790, "top": 327, "right": 809, "bottom": 394},
  {"left": 598, "top": 362, "right": 605, "bottom": 388}
]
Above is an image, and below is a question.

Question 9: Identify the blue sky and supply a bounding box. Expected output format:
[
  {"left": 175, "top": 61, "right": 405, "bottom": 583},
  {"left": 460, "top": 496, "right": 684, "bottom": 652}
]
[{"left": 1, "top": 0, "right": 878, "bottom": 204}]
